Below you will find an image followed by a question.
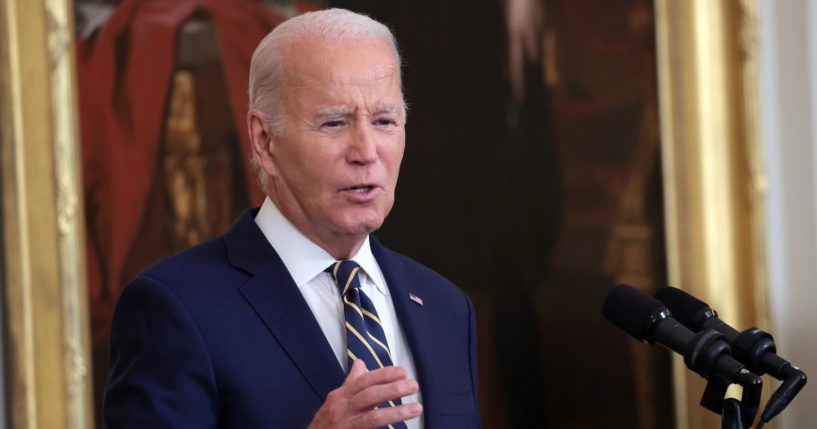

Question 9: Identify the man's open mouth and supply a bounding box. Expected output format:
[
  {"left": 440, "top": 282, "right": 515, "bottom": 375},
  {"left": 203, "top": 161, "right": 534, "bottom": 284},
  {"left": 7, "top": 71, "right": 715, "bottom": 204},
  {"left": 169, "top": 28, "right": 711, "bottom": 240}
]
[{"left": 349, "top": 185, "right": 373, "bottom": 193}]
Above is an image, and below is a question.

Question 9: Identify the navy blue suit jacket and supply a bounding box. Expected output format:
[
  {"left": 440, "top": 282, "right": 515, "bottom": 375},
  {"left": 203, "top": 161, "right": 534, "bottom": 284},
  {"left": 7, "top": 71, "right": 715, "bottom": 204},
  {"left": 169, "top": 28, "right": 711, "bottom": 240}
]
[{"left": 103, "top": 209, "right": 481, "bottom": 428}]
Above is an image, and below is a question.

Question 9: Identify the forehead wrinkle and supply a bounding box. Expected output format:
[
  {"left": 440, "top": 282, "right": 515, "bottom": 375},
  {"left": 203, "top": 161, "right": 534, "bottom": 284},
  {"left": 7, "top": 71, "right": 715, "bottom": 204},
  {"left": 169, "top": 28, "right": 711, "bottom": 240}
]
[
  {"left": 279, "top": 40, "right": 404, "bottom": 121},
  {"left": 284, "top": 67, "right": 400, "bottom": 103},
  {"left": 335, "top": 66, "right": 398, "bottom": 86},
  {"left": 307, "top": 80, "right": 404, "bottom": 116}
]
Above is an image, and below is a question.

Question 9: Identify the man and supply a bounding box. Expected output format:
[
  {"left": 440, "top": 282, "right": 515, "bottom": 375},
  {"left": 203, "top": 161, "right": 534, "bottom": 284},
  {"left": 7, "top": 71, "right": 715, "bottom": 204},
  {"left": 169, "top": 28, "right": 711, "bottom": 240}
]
[{"left": 103, "top": 8, "right": 481, "bottom": 429}]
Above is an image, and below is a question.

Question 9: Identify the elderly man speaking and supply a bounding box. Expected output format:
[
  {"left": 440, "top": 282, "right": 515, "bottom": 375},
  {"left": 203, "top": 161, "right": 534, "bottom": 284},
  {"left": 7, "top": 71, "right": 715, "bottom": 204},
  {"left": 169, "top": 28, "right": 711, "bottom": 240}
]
[{"left": 103, "top": 8, "right": 481, "bottom": 429}]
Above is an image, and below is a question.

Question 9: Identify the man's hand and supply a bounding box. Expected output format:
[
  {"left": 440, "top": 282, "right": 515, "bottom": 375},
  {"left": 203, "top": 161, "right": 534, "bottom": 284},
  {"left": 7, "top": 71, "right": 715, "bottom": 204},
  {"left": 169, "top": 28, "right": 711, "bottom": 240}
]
[{"left": 309, "top": 359, "right": 422, "bottom": 428}]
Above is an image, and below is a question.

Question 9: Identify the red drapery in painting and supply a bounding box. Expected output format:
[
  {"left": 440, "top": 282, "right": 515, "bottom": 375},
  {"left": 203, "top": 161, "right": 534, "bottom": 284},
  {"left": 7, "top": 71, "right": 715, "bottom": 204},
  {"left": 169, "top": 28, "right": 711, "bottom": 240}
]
[{"left": 76, "top": 0, "right": 319, "bottom": 345}]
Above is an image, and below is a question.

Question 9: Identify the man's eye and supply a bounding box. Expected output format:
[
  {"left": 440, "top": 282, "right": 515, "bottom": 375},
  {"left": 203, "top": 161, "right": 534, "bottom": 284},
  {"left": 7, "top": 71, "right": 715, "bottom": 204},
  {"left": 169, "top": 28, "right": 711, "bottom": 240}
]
[
  {"left": 323, "top": 120, "right": 344, "bottom": 128},
  {"left": 374, "top": 118, "right": 397, "bottom": 127}
]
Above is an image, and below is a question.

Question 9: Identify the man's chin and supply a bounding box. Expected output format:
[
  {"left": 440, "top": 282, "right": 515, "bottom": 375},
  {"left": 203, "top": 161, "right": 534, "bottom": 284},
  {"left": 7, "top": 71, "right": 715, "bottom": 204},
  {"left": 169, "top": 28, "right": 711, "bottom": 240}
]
[
  {"left": 341, "top": 216, "right": 385, "bottom": 236},
  {"left": 350, "top": 219, "right": 384, "bottom": 235}
]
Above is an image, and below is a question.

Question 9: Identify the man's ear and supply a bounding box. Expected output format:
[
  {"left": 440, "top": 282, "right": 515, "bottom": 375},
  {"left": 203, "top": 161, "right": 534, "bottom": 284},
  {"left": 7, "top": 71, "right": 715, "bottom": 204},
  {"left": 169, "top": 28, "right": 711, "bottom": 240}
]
[{"left": 247, "top": 109, "right": 279, "bottom": 177}]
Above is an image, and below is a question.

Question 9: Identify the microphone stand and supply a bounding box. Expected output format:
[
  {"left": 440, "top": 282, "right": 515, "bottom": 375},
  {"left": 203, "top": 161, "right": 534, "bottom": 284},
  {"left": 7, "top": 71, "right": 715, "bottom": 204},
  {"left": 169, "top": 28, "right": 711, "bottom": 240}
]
[
  {"left": 721, "top": 398, "right": 742, "bottom": 429},
  {"left": 708, "top": 326, "right": 806, "bottom": 427},
  {"left": 731, "top": 327, "right": 807, "bottom": 424},
  {"left": 700, "top": 368, "right": 761, "bottom": 429},
  {"left": 681, "top": 328, "right": 762, "bottom": 429}
]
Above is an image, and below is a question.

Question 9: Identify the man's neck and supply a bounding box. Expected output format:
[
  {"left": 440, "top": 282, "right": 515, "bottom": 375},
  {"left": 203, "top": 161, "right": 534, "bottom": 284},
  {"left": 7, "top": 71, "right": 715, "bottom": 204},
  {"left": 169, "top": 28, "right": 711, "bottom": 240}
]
[
  {"left": 265, "top": 197, "right": 367, "bottom": 260},
  {"left": 317, "top": 238, "right": 365, "bottom": 261}
]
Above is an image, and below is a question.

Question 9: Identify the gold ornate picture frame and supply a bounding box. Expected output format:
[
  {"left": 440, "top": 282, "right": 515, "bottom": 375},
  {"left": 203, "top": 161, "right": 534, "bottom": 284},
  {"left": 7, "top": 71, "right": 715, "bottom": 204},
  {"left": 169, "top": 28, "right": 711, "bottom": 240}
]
[
  {"left": 656, "top": 0, "right": 770, "bottom": 427},
  {"left": 1, "top": 0, "right": 92, "bottom": 428}
]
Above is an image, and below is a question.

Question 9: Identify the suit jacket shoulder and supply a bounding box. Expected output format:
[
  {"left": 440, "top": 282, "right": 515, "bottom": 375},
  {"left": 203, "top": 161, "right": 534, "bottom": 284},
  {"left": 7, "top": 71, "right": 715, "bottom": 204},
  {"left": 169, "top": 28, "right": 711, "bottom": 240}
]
[
  {"left": 104, "top": 210, "right": 482, "bottom": 428},
  {"left": 105, "top": 210, "right": 337, "bottom": 428}
]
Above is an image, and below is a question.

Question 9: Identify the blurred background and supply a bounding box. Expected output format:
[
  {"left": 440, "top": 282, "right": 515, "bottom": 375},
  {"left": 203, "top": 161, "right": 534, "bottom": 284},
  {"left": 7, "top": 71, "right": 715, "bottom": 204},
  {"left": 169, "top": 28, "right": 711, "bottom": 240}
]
[{"left": 1, "top": 0, "right": 815, "bottom": 428}]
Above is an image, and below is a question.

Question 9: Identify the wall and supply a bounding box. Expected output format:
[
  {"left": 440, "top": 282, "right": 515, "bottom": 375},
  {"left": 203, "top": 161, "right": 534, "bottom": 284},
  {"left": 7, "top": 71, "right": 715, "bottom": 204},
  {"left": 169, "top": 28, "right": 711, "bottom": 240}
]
[{"left": 759, "top": 0, "right": 817, "bottom": 427}]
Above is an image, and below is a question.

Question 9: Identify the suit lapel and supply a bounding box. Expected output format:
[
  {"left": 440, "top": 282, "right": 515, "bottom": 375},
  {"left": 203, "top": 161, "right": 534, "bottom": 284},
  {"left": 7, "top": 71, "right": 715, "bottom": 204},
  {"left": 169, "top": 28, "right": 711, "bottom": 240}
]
[
  {"left": 371, "top": 237, "right": 440, "bottom": 428},
  {"left": 224, "top": 210, "right": 345, "bottom": 401}
]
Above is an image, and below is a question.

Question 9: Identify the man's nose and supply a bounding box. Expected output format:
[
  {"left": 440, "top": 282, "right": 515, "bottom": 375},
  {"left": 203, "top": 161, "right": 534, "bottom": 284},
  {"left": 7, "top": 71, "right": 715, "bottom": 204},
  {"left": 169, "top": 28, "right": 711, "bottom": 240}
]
[{"left": 348, "top": 122, "right": 378, "bottom": 164}]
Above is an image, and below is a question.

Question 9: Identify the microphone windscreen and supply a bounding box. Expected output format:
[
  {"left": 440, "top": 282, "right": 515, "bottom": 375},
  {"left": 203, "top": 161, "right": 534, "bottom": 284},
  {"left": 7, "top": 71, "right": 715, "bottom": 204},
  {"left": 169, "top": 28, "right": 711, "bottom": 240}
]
[
  {"left": 603, "top": 284, "right": 666, "bottom": 342},
  {"left": 654, "top": 286, "right": 708, "bottom": 325}
]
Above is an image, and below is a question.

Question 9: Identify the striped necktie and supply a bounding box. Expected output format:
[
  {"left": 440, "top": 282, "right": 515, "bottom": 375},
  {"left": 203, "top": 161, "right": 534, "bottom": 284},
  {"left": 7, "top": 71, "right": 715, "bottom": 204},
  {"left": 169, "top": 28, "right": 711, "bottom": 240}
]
[{"left": 329, "top": 260, "right": 407, "bottom": 429}]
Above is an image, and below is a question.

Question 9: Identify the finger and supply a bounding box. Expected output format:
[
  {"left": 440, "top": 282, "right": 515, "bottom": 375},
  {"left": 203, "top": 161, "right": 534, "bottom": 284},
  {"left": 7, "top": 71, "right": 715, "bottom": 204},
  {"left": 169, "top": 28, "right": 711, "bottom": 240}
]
[
  {"left": 353, "top": 402, "right": 423, "bottom": 429},
  {"left": 350, "top": 378, "right": 419, "bottom": 411},
  {"left": 345, "top": 364, "right": 408, "bottom": 394}
]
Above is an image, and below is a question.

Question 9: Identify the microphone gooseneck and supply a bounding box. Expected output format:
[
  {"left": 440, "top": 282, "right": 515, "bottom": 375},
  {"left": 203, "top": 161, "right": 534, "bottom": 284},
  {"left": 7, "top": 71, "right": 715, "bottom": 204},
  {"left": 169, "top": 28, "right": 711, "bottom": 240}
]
[
  {"left": 604, "top": 284, "right": 763, "bottom": 426},
  {"left": 655, "top": 286, "right": 807, "bottom": 425}
]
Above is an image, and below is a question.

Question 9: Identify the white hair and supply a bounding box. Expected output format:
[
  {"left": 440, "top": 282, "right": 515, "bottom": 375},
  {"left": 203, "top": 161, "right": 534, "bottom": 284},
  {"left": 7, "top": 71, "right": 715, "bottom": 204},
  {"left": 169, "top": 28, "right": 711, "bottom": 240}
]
[{"left": 247, "top": 9, "right": 404, "bottom": 193}]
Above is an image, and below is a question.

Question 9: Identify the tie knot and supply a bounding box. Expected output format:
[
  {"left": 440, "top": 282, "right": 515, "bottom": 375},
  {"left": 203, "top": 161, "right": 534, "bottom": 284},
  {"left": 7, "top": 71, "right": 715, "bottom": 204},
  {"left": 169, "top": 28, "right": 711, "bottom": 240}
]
[{"left": 328, "top": 260, "right": 362, "bottom": 296}]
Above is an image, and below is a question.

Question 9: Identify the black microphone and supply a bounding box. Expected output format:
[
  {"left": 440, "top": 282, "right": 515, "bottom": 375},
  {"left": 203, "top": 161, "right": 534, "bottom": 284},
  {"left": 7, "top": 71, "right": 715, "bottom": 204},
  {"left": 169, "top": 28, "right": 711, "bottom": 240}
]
[
  {"left": 655, "top": 286, "right": 807, "bottom": 423},
  {"left": 603, "top": 285, "right": 760, "bottom": 389}
]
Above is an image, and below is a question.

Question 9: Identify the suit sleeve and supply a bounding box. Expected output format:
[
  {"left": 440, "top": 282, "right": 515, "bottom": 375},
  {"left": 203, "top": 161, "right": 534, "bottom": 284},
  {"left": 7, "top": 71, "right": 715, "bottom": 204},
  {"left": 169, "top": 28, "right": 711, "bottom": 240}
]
[
  {"left": 465, "top": 291, "right": 483, "bottom": 428},
  {"left": 103, "top": 275, "right": 218, "bottom": 428}
]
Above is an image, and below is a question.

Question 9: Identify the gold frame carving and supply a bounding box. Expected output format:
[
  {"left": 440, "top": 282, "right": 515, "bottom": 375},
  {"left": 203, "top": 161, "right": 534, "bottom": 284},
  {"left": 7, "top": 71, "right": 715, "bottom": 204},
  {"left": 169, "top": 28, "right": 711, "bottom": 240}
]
[
  {"left": 655, "top": 0, "right": 769, "bottom": 428},
  {"left": 1, "top": 0, "right": 92, "bottom": 428}
]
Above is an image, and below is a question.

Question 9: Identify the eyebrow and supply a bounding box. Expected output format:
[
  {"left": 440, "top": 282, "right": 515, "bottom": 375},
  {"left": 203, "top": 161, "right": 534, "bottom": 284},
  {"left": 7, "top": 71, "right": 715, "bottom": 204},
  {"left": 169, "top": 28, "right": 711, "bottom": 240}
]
[
  {"left": 375, "top": 105, "right": 403, "bottom": 116},
  {"left": 314, "top": 110, "right": 350, "bottom": 122},
  {"left": 314, "top": 105, "right": 404, "bottom": 121}
]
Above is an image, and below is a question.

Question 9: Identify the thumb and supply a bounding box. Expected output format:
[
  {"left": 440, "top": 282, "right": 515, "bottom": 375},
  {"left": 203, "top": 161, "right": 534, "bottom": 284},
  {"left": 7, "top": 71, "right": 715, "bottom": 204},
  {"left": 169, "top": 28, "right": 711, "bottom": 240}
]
[{"left": 347, "top": 358, "right": 368, "bottom": 381}]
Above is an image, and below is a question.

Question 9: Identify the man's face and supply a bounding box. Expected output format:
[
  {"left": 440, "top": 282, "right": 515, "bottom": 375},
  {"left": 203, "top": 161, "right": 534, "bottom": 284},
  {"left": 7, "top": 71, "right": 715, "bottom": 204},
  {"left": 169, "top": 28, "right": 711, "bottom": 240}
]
[{"left": 264, "top": 37, "right": 405, "bottom": 255}]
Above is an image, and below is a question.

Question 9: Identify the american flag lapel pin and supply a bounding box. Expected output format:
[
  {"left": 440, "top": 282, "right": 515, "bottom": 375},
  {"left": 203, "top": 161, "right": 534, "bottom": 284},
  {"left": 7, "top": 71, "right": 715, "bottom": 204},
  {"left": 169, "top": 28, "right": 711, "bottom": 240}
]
[{"left": 409, "top": 293, "right": 423, "bottom": 306}]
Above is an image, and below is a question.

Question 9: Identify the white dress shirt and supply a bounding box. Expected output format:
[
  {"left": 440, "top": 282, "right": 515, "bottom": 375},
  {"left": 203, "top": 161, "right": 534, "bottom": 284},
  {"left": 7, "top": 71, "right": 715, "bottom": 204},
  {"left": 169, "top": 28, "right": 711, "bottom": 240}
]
[{"left": 255, "top": 198, "right": 423, "bottom": 428}]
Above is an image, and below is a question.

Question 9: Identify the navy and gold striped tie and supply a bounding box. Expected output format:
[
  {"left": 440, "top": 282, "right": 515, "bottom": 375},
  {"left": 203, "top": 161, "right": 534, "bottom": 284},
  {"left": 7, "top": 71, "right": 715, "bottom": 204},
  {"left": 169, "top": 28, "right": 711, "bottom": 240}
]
[{"left": 329, "top": 260, "right": 407, "bottom": 429}]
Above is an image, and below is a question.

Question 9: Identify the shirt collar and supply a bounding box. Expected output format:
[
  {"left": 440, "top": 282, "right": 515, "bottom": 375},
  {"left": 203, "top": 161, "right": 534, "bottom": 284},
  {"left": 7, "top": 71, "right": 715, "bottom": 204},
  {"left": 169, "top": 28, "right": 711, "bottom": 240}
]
[{"left": 254, "top": 197, "right": 387, "bottom": 296}]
